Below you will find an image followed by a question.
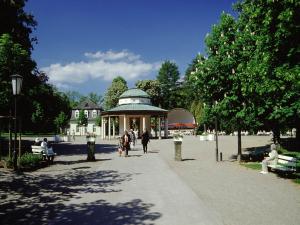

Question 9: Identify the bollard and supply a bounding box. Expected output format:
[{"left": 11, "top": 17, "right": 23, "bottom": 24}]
[
  {"left": 87, "top": 141, "right": 96, "bottom": 161},
  {"left": 220, "top": 152, "right": 223, "bottom": 161},
  {"left": 174, "top": 141, "right": 182, "bottom": 161}
]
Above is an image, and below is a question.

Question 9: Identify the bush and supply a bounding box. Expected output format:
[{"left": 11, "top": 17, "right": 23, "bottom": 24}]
[{"left": 19, "top": 153, "right": 42, "bottom": 168}]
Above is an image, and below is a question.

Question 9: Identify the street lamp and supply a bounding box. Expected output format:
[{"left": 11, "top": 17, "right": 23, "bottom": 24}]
[
  {"left": 11, "top": 74, "right": 23, "bottom": 170},
  {"left": 214, "top": 101, "right": 219, "bottom": 162}
]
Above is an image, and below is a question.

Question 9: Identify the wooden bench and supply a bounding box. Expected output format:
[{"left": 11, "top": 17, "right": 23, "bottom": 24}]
[
  {"left": 31, "top": 145, "right": 57, "bottom": 163},
  {"left": 267, "top": 154, "right": 297, "bottom": 174}
]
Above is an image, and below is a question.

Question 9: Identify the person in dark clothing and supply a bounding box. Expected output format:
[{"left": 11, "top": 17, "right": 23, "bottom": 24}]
[
  {"left": 121, "top": 130, "right": 131, "bottom": 157},
  {"left": 141, "top": 128, "right": 150, "bottom": 153}
]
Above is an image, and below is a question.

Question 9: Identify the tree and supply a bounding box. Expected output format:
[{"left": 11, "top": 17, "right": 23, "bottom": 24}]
[
  {"left": 135, "top": 79, "right": 161, "bottom": 106},
  {"left": 88, "top": 92, "right": 103, "bottom": 106},
  {"left": 0, "top": 0, "right": 37, "bottom": 51},
  {"left": 103, "top": 76, "right": 128, "bottom": 110},
  {"left": 156, "top": 60, "right": 180, "bottom": 109},
  {"left": 54, "top": 111, "right": 69, "bottom": 134},
  {"left": 0, "top": 1, "right": 72, "bottom": 134},
  {"left": 234, "top": 0, "right": 300, "bottom": 142},
  {"left": 0, "top": 33, "right": 32, "bottom": 115},
  {"left": 183, "top": 54, "right": 206, "bottom": 110},
  {"left": 77, "top": 110, "right": 88, "bottom": 135},
  {"left": 31, "top": 101, "right": 44, "bottom": 129},
  {"left": 190, "top": 13, "right": 251, "bottom": 159}
]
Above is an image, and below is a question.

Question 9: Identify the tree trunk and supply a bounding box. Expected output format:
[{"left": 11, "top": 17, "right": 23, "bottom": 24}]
[
  {"left": 272, "top": 126, "right": 280, "bottom": 144},
  {"left": 8, "top": 115, "right": 12, "bottom": 159},
  {"left": 237, "top": 127, "right": 242, "bottom": 162}
]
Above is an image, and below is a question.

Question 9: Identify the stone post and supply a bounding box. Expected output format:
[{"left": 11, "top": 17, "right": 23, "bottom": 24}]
[{"left": 174, "top": 140, "right": 182, "bottom": 161}]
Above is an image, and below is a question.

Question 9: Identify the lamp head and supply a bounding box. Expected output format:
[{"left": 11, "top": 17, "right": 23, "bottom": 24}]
[{"left": 11, "top": 74, "right": 23, "bottom": 95}]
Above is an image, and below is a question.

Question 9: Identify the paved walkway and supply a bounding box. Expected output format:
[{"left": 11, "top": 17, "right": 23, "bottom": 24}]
[{"left": 0, "top": 135, "right": 299, "bottom": 225}]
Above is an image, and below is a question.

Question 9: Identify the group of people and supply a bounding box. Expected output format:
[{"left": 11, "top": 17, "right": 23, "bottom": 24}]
[
  {"left": 34, "top": 137, "right": 55, "bottom": 161},
  {"left": 119, "top": 128, "right": 150, "bottom": 157}
]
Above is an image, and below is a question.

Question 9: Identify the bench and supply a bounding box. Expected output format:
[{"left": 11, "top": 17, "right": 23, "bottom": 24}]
[
  {"left": 267, "top": 154, "right": 297, "bottom": 174},
  {"left": 31, "top": 145, "right": 57, "bottom": 163}
]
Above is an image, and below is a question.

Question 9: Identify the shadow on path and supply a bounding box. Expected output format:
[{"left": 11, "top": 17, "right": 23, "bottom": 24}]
[
  {"left": 52, "top": 143, "right": 118, "bottom": 156},
  {"left": 0, "top": 169, "right": 161, "bottom": 225}
]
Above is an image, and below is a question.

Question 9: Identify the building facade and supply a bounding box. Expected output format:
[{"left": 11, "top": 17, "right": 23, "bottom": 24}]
[
  {"left": 101, "top": 88, "right": 168, "bottom": 139},
  {"left": 69, "top": 100, "right": 102, "bottom": 136}
]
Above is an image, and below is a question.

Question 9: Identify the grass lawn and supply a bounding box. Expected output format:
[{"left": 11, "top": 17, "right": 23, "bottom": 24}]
[
  {"left": 240, "top": 162, "right": 300, "bottom": 185},
  {"left": 240, "top": 162, "right": 261, "bottom": 170}
]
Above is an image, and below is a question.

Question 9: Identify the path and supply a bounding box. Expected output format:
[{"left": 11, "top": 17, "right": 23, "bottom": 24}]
[
  {"left": 0, "top": 137, "right": 223, "bottom": 225},
  {"left": 0, "top": 135, "right": 299, "bottom": 225}
]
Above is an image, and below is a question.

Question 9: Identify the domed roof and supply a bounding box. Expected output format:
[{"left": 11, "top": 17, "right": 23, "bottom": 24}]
[{"left": 119, "top": 88, "right": 149, "bottom": 98}]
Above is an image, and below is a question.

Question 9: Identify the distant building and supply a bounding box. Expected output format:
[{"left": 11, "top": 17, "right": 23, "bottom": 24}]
[
  {"left": 69, "top": 100, "right": 102, "bottom": 136},
  {"left": 101, "top": 88, "right": 168, "bottom": 139},
  {"left": 168, "top": 108, "right": 196, "bottom": 130}
]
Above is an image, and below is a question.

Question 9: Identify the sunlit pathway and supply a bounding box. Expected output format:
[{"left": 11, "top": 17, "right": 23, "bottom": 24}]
[
  {"left": 50, "top": 141, "right": 223, "bottom": 225},
  {"left": 0, "top": 138, "right": 223, "bottom": 225}
]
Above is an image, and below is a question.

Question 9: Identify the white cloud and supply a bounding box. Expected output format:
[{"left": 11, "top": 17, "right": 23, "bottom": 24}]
[{"left": 41, "top": 50, "right": 160, "bottom": 88}]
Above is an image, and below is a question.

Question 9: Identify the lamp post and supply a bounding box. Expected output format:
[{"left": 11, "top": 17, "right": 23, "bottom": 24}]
[
  {"left": 11, "top": 74, "right": 23, "bottom": 170},
  {"left": 214, "top": 101, "right": 219, "bottom": 162}
]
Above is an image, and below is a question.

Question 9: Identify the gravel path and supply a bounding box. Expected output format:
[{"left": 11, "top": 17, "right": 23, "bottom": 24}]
[
  {"left": 151, "top": 135, "right": 300, "bottom": 225},
  {"left": 0, "top": 135, "right": 299, "bottom": 225}
]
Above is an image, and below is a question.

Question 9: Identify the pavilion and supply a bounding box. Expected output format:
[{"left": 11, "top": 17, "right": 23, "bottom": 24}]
[{"left": 101, "top": 88, "right": 168, "bottom": 139}]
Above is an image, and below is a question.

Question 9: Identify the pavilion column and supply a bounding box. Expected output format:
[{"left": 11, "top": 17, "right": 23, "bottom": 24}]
[
  {"left": 124, "top": 115, "right": 127, "bottom": 132},
  {"left": 142, "top": 116, "right": 146, "bottom": 132},
  {"left": 164, "top": 116, "right": 168, "bottom": 138},
  {"left": 158, "top": 117, "right": 161, "bottom": 139},
  {"left": 155, "top": 117, "right": 158, "bottom": 138},
  {"left": 103, "top": 117, "right": 107, "bottom": 139},
  {"left": 101, "top": 117, "right": 104, "bottom": 139},
  {"left": 112, "top": 117, "right": 115, "bottom": 139},
  {"left": 108, "top": 116, "right": 111, "bottom": 140}
]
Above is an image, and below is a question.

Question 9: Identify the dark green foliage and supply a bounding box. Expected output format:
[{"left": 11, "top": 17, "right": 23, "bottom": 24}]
[
  {"left": 135, "top": 79, "right": 161, "bottom": 106},
  {"left": 0, "top": 0, "right": 37, "bottom": 51},
  {"left": 77, "top": 110, "right": 88, "bottom": 127},
  {"left": 156, "top": 61, "right": 180, "bottom": 109},
  {"left": 0, "top": 2, "right": 71, "bottom": 133},
  {"left": 54, "top": 111, "right": 69, "bottom": 134},
  {"left": 188, "top": 0, "right": 300, "bottom": 143},
  {"left": 103, "top": 76, "right": 128, "bottom": 110},
  {"left": 19, "top": 153, "right": 42, "bottom": 168}
]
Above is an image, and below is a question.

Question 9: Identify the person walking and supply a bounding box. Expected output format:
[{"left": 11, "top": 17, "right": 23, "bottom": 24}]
[
  {"left": 72, "top": 130, "right": 75, "bottom": 142},
  {"left": 121, "top": 130, "right": 131, "bottom": 157},
  {"left": 129, "top": 129, "right": 136, "bottom": 148},
  {"left": 141, "top": 128, "right": 150, "bottom": 154}
]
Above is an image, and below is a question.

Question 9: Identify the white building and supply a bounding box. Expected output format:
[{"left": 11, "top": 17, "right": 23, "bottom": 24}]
[{"left": 69, "top": 100, "right": 102, "bottom": 136}]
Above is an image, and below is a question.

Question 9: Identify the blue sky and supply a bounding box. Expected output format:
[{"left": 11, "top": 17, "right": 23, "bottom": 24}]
[{"left": 26, "top": 0, "right": 236, "bottom": 96}]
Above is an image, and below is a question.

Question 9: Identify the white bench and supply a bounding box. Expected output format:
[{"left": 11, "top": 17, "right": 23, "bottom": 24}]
[
  {"left": 267, "top": 155, "right": 297, "bottom": 173},
  {"left": 31, "top": 145, "right": 57, "bottom": 163}
]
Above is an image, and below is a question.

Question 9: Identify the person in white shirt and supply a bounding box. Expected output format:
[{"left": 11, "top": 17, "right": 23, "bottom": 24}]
[
  {"left": 41, "top": 138, "right": 55, "bottom": 162},
  {"left": 260, "top": 144, "right": 278, "bottom": 174}
]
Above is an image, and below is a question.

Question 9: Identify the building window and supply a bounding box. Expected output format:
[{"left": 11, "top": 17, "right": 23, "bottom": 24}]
[
  {"left": 93, "top": 125, "right": 96, "bottom": 132},
  {"left": 76, "top": 125, "right": 79, "bottom": 132},
  {"left": 75, "top": 110, "right": 79, "bottom": 118},
  {"left": 92, "top": 110, "right": 97, "bottom": 118},
  {"left": 84, "top": 110, "right": 89, "bottom": 118}
]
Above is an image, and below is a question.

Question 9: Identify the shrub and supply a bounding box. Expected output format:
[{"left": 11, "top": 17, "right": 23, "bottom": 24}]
[{"left": 19, "top": 153, "right": 42, "bottom": 168}]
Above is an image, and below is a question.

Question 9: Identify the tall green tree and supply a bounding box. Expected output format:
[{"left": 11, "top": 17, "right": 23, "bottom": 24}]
[
  {"left": 54, "top": 111, "right": 69, "bottom": 134},
  {"left": 88, "top": 92, "right": 103, "bottom": 106},
  {"left": 190, "top": 13, "right": 250, "bottom": 158},
  {"left": 156, "top": 60, "right": 180, "bottom": 109},
  {"left": 103, "top": 76, "right": 128, "bottom": 110},
  {"left": 0, "top": 0, "right": 37, "bottom": 51},
  {"left": 234, "top": 0, "right": 300, "bottom": 141},
  {"left": 135, "top": 79, "right": 161, "bottom": 106}
]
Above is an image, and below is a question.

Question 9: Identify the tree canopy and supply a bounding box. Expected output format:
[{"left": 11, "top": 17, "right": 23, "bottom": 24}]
[
  {"left": 103, "top": 76, "right": 128, "bottom": 110},
  {"left": 156, "top": 60, "right": 180, "bottom": 109}
]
